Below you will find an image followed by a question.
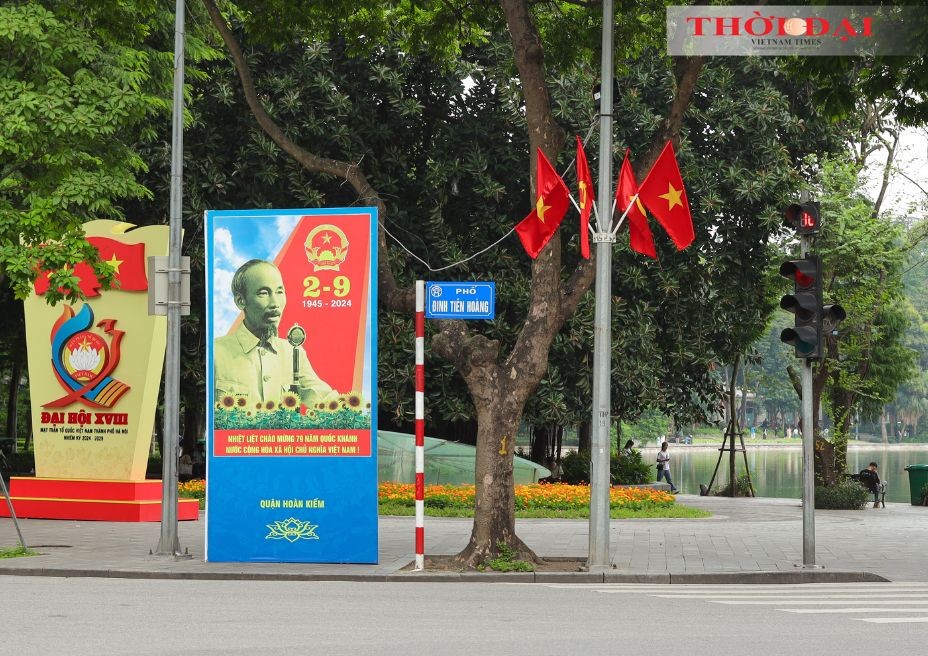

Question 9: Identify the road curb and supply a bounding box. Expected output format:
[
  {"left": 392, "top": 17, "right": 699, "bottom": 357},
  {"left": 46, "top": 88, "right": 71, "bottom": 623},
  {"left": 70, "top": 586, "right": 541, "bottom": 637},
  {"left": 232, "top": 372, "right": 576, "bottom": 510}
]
[{"left": 0, "top": 567, "right": 888, "bottom": 584}]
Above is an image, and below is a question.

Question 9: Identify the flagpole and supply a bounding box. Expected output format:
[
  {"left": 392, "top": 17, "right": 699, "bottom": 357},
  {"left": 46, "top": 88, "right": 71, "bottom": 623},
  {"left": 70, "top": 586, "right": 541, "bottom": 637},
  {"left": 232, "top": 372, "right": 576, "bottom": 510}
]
[
  {"left": 588, "top": 0, "right": 614, "bottom": 572},
  {"left": 610, "top": 194, "right": 638, "bottom": 237}
]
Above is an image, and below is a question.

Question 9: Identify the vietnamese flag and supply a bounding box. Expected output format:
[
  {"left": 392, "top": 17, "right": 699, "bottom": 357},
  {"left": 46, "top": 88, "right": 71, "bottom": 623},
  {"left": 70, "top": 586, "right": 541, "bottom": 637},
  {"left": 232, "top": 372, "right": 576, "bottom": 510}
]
[
  {"left": 515, "top": 148, "right": 571, "bottom": 259},
  {"left": 34, "top": 237, "right": 147, "bottom": 297},
  {"left": 615, "top": 149, "right": 657, "bottom": 259},
  {"left": 88, "top": 237, "right": 147, "bottom": 291},
  {"left": 575, "top": 136, "right": 593, "bottom": 259},
  {"left": 637, "top": 141, "right": 695, "bottom": 250}
]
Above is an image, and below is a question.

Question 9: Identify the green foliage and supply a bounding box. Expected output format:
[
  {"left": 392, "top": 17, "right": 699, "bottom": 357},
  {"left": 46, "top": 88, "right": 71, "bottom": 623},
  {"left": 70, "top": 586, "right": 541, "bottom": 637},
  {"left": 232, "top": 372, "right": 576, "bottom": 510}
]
[
  {"left": 809, "top": 157, "right": 917, "bottom": 462},
  {"left": 213, "top": 403, "right": 371, "bottom": 430},
  {"left": 559, "top": 448, "right": 654, "bottom": 485},
  {"left": 0, "top": 2, "right": 168, "bottom": 301},
  {"left": 814, "top": 479, "right": 869, "bottom": 510},
  {"left": 889, "top": 218, "right": 928, "bottom": 440},
  {"left": 379, "top": 501, "right": 710, "bottom": 520},
  {"left": 526, "top": 55, "right": 852, "bottom": 429},
  {"left": 718, "top": 474, "right": 754, "bottom": 498},
  {"left": 1, "top": 451, "right": 35, "bottom": 476},
  {"left": 0, "top": 546, "right": 37, "bottom": 559},
  {"left": 611, "top": 449, "right": 652, "bottom": 485},
  {"left": 480, "top": 541, "right": 534, "bottom": 573},
  {"left": 620, "top": 411, "right": 672, "bottom": 443},
  {"left": 558, "top": 451, "right": 590, "bottom": 485}
]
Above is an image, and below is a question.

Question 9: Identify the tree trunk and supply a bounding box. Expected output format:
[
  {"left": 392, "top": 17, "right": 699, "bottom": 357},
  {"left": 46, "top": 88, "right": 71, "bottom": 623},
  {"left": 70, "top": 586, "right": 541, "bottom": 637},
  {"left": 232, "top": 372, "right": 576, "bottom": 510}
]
[
  {"left": 881, "top": 410, "right": 889, "bottom": 444},
  {"left": 23, "top": 408, "right": 32, "bottom": 452},
  {"left": 454, "top": 405, "right": 536, "bottom": 566},
  {"left": 727, "top": 355, "right": 740, "bottom": 496},
  {"left": 5, "top": 353, "right": 22, "bottom": 452},
  {"left": 182, "top": 402, "right": 200, "bottom": 456},
  {"left": 577, "top": 420, "right": 591, "bottom": 455},
  {"left": 529, "top": 425, "right": 548, "bottom": 465}
]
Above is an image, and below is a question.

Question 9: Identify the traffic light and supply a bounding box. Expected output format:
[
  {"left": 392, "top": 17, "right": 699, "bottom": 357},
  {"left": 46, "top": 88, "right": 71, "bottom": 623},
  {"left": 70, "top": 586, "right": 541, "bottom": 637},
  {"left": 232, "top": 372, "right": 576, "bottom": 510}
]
[
  {"left": 778, "top": 255, "right": 845, "bottom": 359},
  {"left": 779, "top": 255, "right": 823, "bottom": 358},
  {"left": 785, "top": 202, "right": 820, "bottom": 236}
]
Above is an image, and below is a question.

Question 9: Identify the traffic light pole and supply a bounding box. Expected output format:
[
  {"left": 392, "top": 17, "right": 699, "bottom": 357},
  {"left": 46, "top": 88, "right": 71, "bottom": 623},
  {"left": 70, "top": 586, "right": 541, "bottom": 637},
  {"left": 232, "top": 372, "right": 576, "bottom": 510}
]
[{"left": 800, "top": 229, "right": 817, "bottom": 567}]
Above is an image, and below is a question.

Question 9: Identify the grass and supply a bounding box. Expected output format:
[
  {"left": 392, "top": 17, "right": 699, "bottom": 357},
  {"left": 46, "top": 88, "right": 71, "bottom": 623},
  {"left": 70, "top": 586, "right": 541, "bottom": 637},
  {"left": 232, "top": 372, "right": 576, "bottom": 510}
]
[
  {"left": 378, "top": 502, "right": 710, "bottom": 519},
  {"left": 478, "top": 541, "right": 534, "bottom": 572},
  {"left": 0, "top": 546, "right": 37, "bottom": 559}
]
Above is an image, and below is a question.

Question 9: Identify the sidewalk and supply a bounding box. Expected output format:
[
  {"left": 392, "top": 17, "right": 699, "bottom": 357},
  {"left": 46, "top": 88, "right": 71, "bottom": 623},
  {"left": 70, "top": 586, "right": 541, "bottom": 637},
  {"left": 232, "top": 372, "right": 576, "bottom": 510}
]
[{"left": 1, "top": 495, "right": 924, "bottom": 583}]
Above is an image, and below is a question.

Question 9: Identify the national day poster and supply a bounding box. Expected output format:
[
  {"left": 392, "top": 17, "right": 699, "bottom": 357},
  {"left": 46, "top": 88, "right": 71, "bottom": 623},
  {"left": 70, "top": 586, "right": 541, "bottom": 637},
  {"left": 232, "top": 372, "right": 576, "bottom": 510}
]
[{"left": 205, "top": 208, "right": 378, "bottom": 563}]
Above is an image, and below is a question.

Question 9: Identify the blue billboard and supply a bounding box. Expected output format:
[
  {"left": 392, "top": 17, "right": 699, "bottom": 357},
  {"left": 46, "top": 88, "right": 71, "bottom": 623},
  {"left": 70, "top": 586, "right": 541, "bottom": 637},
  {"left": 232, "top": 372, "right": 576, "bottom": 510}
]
[{"left": 205, "top": 208, "right": 378, "bottom": 563}]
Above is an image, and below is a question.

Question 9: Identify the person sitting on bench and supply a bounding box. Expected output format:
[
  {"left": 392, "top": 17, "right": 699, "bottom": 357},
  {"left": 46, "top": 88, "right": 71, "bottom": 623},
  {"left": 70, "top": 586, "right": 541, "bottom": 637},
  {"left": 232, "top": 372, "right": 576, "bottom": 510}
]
[{"left": 858, "top": 462, "right": 883, "bottom": 509}]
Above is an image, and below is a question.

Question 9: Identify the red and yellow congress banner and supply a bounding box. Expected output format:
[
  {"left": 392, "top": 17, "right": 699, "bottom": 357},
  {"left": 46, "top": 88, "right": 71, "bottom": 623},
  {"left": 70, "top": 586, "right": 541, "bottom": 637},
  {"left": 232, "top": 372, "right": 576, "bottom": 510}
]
[{"left": 24, "top": 221, "right": 168, "bottom": 481}]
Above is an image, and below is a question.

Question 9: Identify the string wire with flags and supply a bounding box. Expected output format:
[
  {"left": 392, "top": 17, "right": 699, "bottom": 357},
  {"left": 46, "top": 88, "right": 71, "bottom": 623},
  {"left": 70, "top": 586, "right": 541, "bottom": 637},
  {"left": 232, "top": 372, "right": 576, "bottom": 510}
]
[{"left": 376, "top": 121, "right": 608, "bottom": 273}]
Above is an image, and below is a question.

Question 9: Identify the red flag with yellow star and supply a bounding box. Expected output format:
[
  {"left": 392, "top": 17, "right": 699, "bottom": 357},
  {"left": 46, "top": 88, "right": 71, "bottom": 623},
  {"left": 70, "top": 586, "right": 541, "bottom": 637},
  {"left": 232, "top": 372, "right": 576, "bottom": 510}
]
[
  {"left": 33, "top": 237, "right": 147, "bottom": 297},
  {"left": 637, "top": 141, "right": 695, "bottom": 250},
  {"left": 515, "top": 148, "right": 571, "bottom": 259},
  {"left": 575, "top": 136, "right": 593, "bottom": 259},
  {"left": 616, "top": 149, "right": 657, "bottom": 259}
]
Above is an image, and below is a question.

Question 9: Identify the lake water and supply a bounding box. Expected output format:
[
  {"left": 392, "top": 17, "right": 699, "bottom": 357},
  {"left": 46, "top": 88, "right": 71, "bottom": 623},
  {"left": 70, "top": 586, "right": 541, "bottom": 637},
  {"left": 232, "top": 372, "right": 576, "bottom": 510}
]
[{"left": 639, "top": 444, "right": 928, "bottom": 504}]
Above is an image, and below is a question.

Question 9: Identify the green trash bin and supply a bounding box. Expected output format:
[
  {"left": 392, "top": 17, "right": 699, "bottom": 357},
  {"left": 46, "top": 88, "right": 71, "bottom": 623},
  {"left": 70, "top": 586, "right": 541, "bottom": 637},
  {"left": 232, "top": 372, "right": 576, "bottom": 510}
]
[{"left": 903, "top": 465, "right": 928, "bottom": 506}]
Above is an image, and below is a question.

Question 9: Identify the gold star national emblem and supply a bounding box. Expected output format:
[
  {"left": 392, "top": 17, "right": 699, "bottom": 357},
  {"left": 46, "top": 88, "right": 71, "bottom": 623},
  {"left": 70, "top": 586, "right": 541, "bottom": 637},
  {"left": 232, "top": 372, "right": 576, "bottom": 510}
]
[{"left": 305, "top": 224, "right": 349, "bottom": 271}]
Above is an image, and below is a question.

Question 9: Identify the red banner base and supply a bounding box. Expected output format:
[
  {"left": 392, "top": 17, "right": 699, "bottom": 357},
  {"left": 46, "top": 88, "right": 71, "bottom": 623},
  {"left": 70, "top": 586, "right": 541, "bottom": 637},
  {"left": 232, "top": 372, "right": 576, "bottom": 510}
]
[{"left": 0, "top": 477, "right": 199, "bottom": 522}]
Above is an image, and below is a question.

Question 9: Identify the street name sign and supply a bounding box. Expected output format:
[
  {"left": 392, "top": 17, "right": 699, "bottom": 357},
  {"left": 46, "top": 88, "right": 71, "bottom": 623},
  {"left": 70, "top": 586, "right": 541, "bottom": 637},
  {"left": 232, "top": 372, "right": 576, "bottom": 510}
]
[{"left": 425, "top": 281, "right": 495, "bottom": 320}]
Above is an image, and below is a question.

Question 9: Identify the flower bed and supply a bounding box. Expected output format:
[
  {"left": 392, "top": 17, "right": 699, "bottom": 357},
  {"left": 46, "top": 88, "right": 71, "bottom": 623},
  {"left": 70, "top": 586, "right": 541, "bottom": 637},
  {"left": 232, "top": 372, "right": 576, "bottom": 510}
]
[
  {"left": 182, "top": 481, "right": 676, "bottom": 513},
  {"left": 178, "top": 478, "right": 206, "bottom": 502},
  {"left": 379, "top": 482, "right": 674, "bottom": 511}
]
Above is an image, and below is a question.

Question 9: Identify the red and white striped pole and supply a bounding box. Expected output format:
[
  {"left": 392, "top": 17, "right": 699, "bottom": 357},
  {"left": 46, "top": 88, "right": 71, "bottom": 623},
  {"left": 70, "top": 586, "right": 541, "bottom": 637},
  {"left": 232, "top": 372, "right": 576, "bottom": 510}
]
[{"left": 414, "top": 280, "right": 425, "bottom": 570}]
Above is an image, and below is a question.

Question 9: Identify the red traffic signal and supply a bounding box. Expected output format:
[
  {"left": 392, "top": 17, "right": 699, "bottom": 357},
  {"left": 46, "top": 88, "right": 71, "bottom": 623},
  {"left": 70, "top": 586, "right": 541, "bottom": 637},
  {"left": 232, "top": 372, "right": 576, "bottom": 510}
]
[
  {"left": 779, "top": 256, "right": 823, "bottom": 358},
  {"left": 785, "top": 202, "right": 820, "bottom": 236}
]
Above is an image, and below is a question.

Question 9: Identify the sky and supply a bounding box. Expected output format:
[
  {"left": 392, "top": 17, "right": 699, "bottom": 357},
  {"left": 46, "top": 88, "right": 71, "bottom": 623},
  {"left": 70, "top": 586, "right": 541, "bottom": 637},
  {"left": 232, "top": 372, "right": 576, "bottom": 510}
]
[
  {"left": 862, "top": 127, "right": 928, "bottom": 223},
  {"left": 211, "top": 214, "right": 300, "bottom": 335}
]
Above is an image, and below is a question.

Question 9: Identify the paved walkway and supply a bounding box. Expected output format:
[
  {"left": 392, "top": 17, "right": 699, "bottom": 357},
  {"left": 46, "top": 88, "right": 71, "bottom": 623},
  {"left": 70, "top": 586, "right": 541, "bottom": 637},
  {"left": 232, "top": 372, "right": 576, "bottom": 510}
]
[{"left": 1, "top": 495, "right": 925, "bottom": 582}]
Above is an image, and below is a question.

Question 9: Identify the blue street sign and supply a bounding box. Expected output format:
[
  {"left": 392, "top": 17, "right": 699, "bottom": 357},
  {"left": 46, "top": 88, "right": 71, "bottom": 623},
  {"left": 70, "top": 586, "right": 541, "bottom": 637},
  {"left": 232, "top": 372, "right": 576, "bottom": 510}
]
[{"left": 425, "top": 281, "right": 496, "bottom": 320}]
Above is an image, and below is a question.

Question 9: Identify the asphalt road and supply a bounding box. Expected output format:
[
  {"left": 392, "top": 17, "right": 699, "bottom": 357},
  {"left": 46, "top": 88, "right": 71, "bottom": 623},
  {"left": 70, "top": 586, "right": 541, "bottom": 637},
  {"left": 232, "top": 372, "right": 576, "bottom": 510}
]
[{"left": 2, "top": 579, "right": 926, "bottom": 655}]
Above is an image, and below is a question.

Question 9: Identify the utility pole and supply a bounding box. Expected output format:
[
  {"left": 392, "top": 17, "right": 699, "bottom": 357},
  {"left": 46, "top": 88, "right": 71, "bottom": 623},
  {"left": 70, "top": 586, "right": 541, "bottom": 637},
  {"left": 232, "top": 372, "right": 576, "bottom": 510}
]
[
  {"left": 587, "top": 0, "right": 615, "bottom": 571},
  {"left": 155, "top": 0, "right": 186, "bottom": 557}
]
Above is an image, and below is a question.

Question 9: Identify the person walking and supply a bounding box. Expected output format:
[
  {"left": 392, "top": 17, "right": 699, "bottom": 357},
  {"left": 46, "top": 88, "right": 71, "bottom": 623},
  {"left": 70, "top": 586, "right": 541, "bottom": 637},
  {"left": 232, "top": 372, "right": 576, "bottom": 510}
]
[{"left": 656, "top": 441, "right": 678, "bottom": 492}]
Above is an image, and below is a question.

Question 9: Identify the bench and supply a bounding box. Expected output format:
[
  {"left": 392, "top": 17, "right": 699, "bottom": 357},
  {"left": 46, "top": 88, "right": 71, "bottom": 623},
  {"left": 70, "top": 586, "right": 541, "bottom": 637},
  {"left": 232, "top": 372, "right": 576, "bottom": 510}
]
[{"left": 849, "top": 473, "right": 887, "bottom": 508}]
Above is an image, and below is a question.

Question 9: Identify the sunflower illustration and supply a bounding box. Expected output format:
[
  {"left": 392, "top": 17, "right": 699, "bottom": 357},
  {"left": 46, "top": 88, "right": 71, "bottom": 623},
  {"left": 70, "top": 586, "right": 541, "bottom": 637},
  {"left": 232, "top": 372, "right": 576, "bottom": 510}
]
[
  {"left": 281, "top": 392, "right": 299, "bottom": 410},
  {"left": 220, "top": 395, "right": 235, "bottom": 409}
]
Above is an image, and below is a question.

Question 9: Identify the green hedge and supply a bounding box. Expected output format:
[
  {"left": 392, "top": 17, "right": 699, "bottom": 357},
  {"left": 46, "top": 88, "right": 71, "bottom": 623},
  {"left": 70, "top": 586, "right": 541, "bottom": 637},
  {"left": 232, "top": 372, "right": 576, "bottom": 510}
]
[
  {"left": 559, "top": 449, "right": 652, "bottom": 486},
  {"left": 814, "top": 480, "right": 869, "bottom": 510}
]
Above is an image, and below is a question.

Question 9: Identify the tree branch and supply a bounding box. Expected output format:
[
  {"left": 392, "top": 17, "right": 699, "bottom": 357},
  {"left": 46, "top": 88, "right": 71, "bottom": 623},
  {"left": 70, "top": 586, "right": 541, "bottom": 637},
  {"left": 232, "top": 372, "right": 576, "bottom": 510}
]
[
  {"left": 637, "top": 55, "right": 705, "bottom": 175},
  {"left": 872, "top": 129, "right": 899, "bottom": 218},
  {"left": 200, "top": 0, "right": 412, "bottom": 313}
]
